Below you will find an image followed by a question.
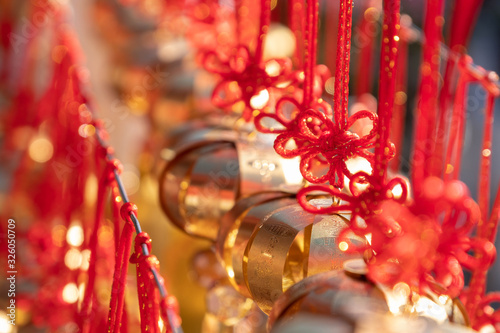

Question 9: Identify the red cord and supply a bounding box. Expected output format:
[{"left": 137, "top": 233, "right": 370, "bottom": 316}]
[
  {"left": 341, "top": 0, "right": 353, "bottom": 124},
  {"left": 255, "top": 0, "right": 271, "bottom": 64},
  {"left": 334, "top": 0, "right": 347, "bottom": 129},
  {"left": 303, "top": 0, "right": 319, "bottom": 107},
  {"left": 79, "top": 155, "right": 120, "bottom": 331},
  {"left": 288, "top": 0, "right": 305, "bottom": 69},
  {"left": 354, "top": 1, "right": 378, "bottom": 97},
  {"left": 108, "top": 202, "right": 138, "bottom": 333},
  {"left": 389, "top": 17, "right": 411, "bottom": 173},
  {"left": 373, "top": 0, "right": 400, "bottom": 184},
  {"left": 411, "top": 0, "right": 445, "bottom": 191}
]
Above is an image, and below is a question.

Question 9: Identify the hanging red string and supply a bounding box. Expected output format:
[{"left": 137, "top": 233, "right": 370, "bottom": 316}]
[
  {"left": 79, "top": 152, "right": 120, "bottom": 333},
  {"left": 389, "top": 15, "right": 411, "bottom": 173},
  {"left": 256, "top": 0, "right": 378, "bottom": 189},
  {"left": 435, "top": 0, "right": 484, "bottom": 179},
  {"left": 411, "top": 0, "right": 445, "bottom": 190},
  {"left": 298, "top": 0, "right": 401, "bottom": 220},
  {"left": 288, "top": 0, "right": 305, "bottom": 69},
  {"left": 108, "top": 202, "right": 136, "bottom": 333},
  {"left": 200, "top": 0, "right": 292, "bottom": 121},
  {"left": 130, "top": 232, "right": 181, "bottom": 333},
  {"left": 372, "top": 0, "right": 399, "bottom": 185},
  {"left": 464, "top": 73, "right": 500, "bottom": 329},
  {"left": 354, "top": 1, "right": 379, "bottom": 98}
]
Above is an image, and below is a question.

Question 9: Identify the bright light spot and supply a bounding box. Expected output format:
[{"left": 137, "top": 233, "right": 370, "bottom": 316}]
[
  {"left": 249, "top": 89, "right": 270, "bottom": 109},
  {"left": 265, "top": 60, "right": 281, "bottom": 77},
  {"left": 281, "top": 157, "right": 303, "bottom": 185},
  {"left": 365, "top": 233, "right": 372, "bottom": 245},
  {"left": 78, "top": 283, "right": 86, "bottom": 310},
  {"left": 394, "top": 35, "right": 400, "bottom": 42},
  {"left": 438, "top": 295, "right": 449, "bottom": 305},
  {"left": 445, "top": 164, "right": 454, "bottom": 174},
  {"left": 392, "top": 282, "right": 410, "bottom": 298},
  {"left": 263, "top": 24, "right": 295, "bottom": 59},
  {"left": 346, "top": 157, "right": 372, "bottom": 175},
  {"left": 391, "top": 183, "right": 403, "bottom": 199},
  {"left": 158, "top": 317, "right": 165, "bottom": 332},
  {"left": 80, "top": 249, "right": 91, "bottom": 271},
  {"left": 28, "top": 136, "right": 54, "bottom": 163},
  {"left": 384, "top": 283, "right": 410, "bottom": 315},
  {"left": 62, "top": 283, "right": 79, "bottom": 304},
  {"left": 483, "top": 149, "right": 491, "bottom": 157},
  {"left": 345, "top": 157, "right": 372, "bottom": 192},
  {"left": 64, "top": 249, "right": 83, "bottom": 270},
  {"left": 325, "top": 77, "right": 335, "bottom": 95},
  {"left": 66, "top": 222, "right": 84, "bottom": 247},
  {"left": 479, "top": 325, "right": 496, "bottom": 333},
  {"left": 78, "top": 124, "right": 95, "bottom": 138},
  {"left": 227, "top": 268, "right": 235, "bottom": 279},
  {"left": 84, "top": 174, "right": 98, "bottom": 208},
  {"left": 339, "top": 241, "right": 349, "bottom": 252},
  {"left": 0, "top": 311, "right": 16, "bottom": 333},
  {"left": 414, "top": 297, "right": 448, "bottom": 323}
]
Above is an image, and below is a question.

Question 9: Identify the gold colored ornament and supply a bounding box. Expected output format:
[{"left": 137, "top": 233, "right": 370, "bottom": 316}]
[
  {"left": 216, "top": 192, "right": 297, "bottom": 298},
  {"left": 268, "top": 268, "right": 387, "bottom": 332},
  {"left": 159, "top": 122, "right": 303, "bottom": 240},
  {"left": 217, "top": 196, "right": 365, "bottom": 314},
  {"left": 268, "top": 259, "right": 471, "bottom": 332}
]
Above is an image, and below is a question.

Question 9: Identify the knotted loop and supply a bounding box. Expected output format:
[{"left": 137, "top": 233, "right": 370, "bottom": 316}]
[
  {"left": 130, "top": 232, "right": 153, "bottom": 264},
  {"left": 120, "top": 202, "right": 138, "bottom": 225},
  {"left": 273, "top": 107, "right": 379, "bottom": 188},
  {"left": 203, "top": 44, "right": 293, "bottom": 121},
  {"left": 347, "top": 109, "right": 379, "bottom": 144},
  {"left": 105, "top": 158, "right": 123, "bottom": 184},
  {"left": 456, "top": 238, "right": 496, "bottom": 271},
  {"left": 481, "top": 71, "right": 500, "bottom": 96},
  {"left": 297, "top": 185, "right": 353, "bottom": 214}
]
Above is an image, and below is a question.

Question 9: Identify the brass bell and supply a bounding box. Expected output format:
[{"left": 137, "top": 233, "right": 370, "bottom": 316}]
[
  {"left": 267, "top": 268, "right": 388, "bottom": 332},
  {"left": 216, "top": 194, "right": 365, "bottom": 314},
  {"left": 159, "top": 120, "right": 304, "bottom": 240},
  {"left": 268, "top": 259, "right": 471, "bottom": 332}
]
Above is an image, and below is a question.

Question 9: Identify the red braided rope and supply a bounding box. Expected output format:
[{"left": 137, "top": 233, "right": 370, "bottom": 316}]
[
  {"left": 303, "top": 0, "right": 319, "bottom": 107},
  {"left": 108, "top": 202, "right": 138, "bottom": 332},
  {"left": 411, "top": 0, "right": 445, "bottom": 191},
  {"left": 334, "top": 0, "right": 347, "bottom": 129},
  {"left": 373, "top": 0, "right": 400, "bottom": 185},
  {"left": 289, "top": 0, "right": 305, "bottom": 69}
]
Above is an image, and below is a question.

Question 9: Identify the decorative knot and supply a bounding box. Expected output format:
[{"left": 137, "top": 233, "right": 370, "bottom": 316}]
[
  {"left": 203, "top": 45, "right": 292, "bottom": 121},
  {"left": 274, "top": 108, "right": 378, "bottom": 187},
  {"left": 120, "top": 202, "right": 138, "bottom": 226}
]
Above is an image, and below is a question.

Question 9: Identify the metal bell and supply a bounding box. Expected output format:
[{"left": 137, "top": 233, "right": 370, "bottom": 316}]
[
  {"left": 159, "top": 119, "right": 303, "bottom": 240},
  {"left": 216, "top": 194, "right": 366, "bottom": 314}
]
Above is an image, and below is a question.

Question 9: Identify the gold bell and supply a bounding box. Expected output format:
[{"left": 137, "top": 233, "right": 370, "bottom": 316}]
[
  {"left": 268, "top": 259, "right": 471, "bottom": 332},
  {"left": 159, "top": 120, "right": 303, "bottom": 240},
  {"left": 216, "top": 194, "right": 366, "bottom": 314},
  {"left": 268, "top": 268, "right": 387, "bottom": 332}
]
